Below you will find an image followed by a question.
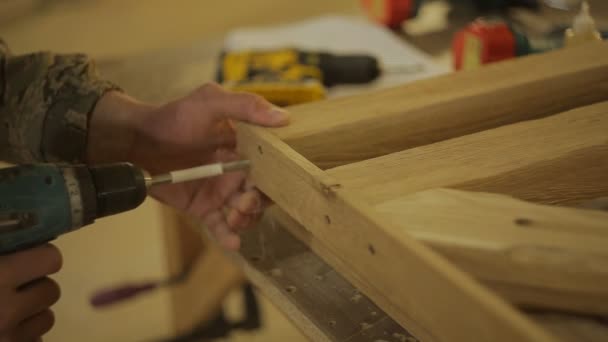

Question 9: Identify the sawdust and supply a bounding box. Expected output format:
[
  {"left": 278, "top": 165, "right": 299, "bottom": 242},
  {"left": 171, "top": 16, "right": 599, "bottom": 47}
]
[
  {"left": 360, "top": 322, "right": 372, "bottom": 330},
  {"left": 350, "top": 291, "right": 363, "bottom": 303},
  {"left": 393, "top": 333, "right": 417, "bottom": 342}
]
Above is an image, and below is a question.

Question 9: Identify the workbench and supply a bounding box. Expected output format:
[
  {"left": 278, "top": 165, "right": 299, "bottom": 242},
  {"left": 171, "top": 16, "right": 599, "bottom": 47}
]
[{"left": 98, "top": 6, "right": 608, "bottom": 341}]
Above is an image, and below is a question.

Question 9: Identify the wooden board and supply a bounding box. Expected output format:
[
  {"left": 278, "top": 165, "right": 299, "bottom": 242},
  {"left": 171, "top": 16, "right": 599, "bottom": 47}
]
[
  {"left": 236, "top": 42, "right": 608, "bottom": 341},
  {"left": 237, "top": 124, "right": 556, "bottom": 342},
  {"left": 321, "top": 101, "right": 608, "bottom": 314},
  {"left": 266, "top": 205, "right": 608, "bottom": 342},
  {"left": 375, "top": 189, "right": 608, "bottom": 314},
  {"left": 160, "top": 207, "right": 244, "bottom": 333},
  {"left": 327, "top": 101, "right": 608, "bottom": 206},
  {"left": 273, "top": 42, "right": 608, "bottom": 169}
]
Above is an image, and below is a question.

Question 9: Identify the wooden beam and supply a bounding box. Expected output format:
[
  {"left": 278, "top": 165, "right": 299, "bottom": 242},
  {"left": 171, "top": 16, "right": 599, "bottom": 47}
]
[
  {"left": 160, "top": 207, "right": 244, "bottom": 333},
  {"left": 245, "top": 206, "right": 608, "bottom": 342},
  {"left": 530, "top": 313, "right": 608, "bottom": 342},
  {"left": 237, "top": 124, "right": 556, "bottom": 342},
  {"left": 271, "top": 42, "right": 608, "bottom": 169},
  {"left": 328, "top": 101, "right": 608, "bottom": 206},
  {"left": 375, "top": 189, "right": 608, "bottom": 315}
]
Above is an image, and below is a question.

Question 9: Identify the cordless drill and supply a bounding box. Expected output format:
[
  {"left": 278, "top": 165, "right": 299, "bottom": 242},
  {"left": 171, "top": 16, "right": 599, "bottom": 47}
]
[{"left": 0, "top": 161, "right": 249, "bottom": 254}]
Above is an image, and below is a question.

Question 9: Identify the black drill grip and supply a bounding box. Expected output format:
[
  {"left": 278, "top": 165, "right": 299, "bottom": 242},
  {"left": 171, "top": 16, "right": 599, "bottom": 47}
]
[
  {"left": 89, "top": 163, "right": 147, "bottom": 218},
  {"left": 315, "top": 53, "right": 381, "bottom": 86}
]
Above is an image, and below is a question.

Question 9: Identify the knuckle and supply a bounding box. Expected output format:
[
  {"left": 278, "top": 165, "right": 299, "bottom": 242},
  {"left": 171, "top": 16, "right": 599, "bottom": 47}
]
[
  {"left": 237, "top": 93, "right": 264, "bottom": 113},
  {"left": 0, "top": 307, "right": 16, "bottom": 334},
  {"left": 44, "top": 279, "right": 61, "bottom": 306},
  {"left": 39, "top": 309, "right": 56, "bottom": 333},
  {"left": 43, "top": 245, "right": 63, "bottom": 275},
  {"left": 196, "top": 82, "right": 223, "bottom": 96}
]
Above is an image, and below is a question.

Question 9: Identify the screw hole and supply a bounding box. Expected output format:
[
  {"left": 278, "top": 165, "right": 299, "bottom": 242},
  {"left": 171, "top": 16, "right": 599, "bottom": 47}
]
[
  {"left": 258, "top": 145, "right": 263, "bottom": 154},
  {"left": 515, "top": 218, "right": 533, "bottom": 226},
  {"left": 250, "top": 255, "right": 261, "bottom": 262},
  {"left": 368, "top": 244, "right": 376, "bottom": 255},
  {"left": 285, "top": 286, "right": 297, "bottom": 293},
  {"left": 329, "top": 320, "right": 337, "bottom": 327}
]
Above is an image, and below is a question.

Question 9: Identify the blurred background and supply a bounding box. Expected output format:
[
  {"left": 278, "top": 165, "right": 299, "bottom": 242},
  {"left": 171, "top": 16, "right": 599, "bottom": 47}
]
[{"left": 0, "top": 1, "right": 605, "bottom": 341}]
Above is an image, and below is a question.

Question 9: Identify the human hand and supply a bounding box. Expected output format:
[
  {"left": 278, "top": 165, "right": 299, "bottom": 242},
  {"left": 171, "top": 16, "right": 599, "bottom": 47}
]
[
  {"left": 88, "top": 83, "right": 289, "bottom": 249},
  {"left": 0, "top": 244, "right": 62, "bottom": 342}
]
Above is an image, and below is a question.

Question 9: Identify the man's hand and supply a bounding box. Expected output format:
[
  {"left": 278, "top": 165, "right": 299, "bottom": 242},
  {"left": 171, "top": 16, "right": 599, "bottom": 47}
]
[
  {"left": 88, "top": 83, "right": 289, "bottom": 250},
  {"left": 0, "top": 244, "right": 62, "bottom": 342}
]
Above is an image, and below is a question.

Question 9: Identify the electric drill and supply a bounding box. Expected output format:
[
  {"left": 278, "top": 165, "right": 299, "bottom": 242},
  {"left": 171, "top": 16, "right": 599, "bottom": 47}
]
[
  {"left": 0, "top": 161, "right": 249, "bottom": 254},
  {"left": 217, "top": 48, "right": 422, "bottom": 106}
]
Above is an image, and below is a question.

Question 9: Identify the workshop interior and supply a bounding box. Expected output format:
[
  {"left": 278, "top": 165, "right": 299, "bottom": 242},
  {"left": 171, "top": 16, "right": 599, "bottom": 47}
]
[{"left": 1, "top": 0, "right": 607, "bottom": 341}]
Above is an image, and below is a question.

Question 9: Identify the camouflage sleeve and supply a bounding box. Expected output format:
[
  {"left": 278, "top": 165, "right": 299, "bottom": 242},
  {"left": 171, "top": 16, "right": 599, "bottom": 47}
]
[{"left": 0, "top": 40, "right": 120, "bottom": 164}]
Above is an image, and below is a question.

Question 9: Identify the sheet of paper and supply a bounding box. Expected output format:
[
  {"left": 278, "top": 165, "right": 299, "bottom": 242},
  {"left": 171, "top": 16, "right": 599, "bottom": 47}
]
[{"left": 224, "top": 15, "right": 449, "bottom": 98}]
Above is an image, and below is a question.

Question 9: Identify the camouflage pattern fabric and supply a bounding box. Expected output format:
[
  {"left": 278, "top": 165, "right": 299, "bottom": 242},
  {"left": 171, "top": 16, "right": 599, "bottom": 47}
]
[{"left": 0, "top": 40, "right": 120, "bottom": 164}]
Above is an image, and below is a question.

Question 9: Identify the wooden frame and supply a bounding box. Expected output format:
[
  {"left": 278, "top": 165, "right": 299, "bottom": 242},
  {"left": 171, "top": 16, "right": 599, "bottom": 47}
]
[{"left": 236, "top": 42, "right": 608, "bottom": 341}]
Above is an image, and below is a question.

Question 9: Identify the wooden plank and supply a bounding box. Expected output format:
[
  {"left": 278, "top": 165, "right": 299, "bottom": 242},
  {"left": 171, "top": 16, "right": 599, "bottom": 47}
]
[
  {"left": 270, "top": 205, "right": 608, "bottom": 342},
  {"left": 530, "top": 313, "right": 608, "bottom": 342},
  {"left": 160, "top": 207, "right": 244, "bottom": 333},
  {"left": 237, "top": 123, "right": 556, "bottom": 342},
  {"left": 375, "top": 189, "right": 608, "bottom": 315},
  {"left": 235, "top": 209, "right": 415, "bottom": 342},
  {"left": 271, "top": 42, "right": 608, "bottom": 169},
  {"left": 238, "top": 205, "right": 608, "bottom": 342},
  {"left": 327, "top": 101, "right": 608, "bottom": 206}
]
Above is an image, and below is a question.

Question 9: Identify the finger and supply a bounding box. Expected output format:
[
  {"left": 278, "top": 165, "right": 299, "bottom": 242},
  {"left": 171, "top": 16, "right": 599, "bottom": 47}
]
[
  {"left": 195, "top": 84, "right": 289, "bottom": 126},
  {"left": 242, "top": 179, "right": 273, "bottom": 207},
  {"left": 0, "top": 245, "right": 62, "bottom": 287},
  {"left": 204, "top": 211, "right": 241, "bottom": 250},
  {"left": 209, "top": 120, "right": 236, "bottom": 149},
  {"left": 14, "top": 278, "right": 61, "bottom": 324},
  {"left": 13, "top": 309, "right": 55, "bottom": 342},
  {"left": 227, "top": 191, "right": 262, "bottom": 215},
  {"left": 226, "top": 209, "right": 259, "bottom": 231}
]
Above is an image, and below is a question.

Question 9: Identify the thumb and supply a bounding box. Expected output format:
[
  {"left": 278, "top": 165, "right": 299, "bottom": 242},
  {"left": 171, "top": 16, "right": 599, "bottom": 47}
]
[
  {"left": 197, "top": 84, "right": 290, "bottom": 126},
  {"left": 220, "top": 91, "right": 290, "bottom": 127}
]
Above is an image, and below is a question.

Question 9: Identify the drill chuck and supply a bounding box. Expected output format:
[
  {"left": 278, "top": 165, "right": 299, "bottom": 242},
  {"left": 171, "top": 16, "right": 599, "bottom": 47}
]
[
  {"left": 89, "top": 163, "right": 147, "bottom": 218},
  {"left": 0, "top": 160, "right": 249, "bottom": 254}
]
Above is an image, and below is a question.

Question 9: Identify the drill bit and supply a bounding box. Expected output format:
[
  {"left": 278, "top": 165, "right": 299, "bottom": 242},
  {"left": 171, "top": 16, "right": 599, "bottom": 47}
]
[{"left": 145, "top": 160, "right": 251, "bottom": 187}]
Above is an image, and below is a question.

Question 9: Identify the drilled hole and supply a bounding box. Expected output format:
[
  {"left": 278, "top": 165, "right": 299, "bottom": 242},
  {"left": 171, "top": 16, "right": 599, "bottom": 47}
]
[
  {"left": 285, "top": 285, "right": 297, "bottom": 293},
  {"left": 44, "top": 176, "right": 53, "bottom": 185},
  {"left": 329, "top": 320, "right": 337, "bottom": 327},
  {"left": 250, "top": 255, "right": 261, "bottom": 262},
  {"left": 514, "top": 218, "right": 533, "bottom": 226},
  {"left": 324, "top": 215, "right": 331, "bottom": 224},
  {"left": 368, "top": 244, "right": 376, "bottom": 255},
  {"left": 257, "top": 145, "right": 263, "bottom": 154}
]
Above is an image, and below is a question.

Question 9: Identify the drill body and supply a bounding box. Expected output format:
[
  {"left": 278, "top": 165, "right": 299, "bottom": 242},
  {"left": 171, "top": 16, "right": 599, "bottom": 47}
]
[{"left": 0, "top": 163, "right": 146, "bottom": 254}]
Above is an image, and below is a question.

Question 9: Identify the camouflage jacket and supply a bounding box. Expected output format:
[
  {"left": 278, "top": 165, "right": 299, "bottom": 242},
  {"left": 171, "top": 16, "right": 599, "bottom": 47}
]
[{"left": 0, "top": 40, "right": 119, "bottom": 164}]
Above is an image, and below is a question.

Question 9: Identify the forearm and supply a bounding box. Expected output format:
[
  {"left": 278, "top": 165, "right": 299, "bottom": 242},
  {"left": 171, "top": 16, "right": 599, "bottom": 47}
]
[
  {"left": 86, "top": 91, "right": 153, "bottom": 164},
  {"left": 0, "top": 42, "right": 119, "bottom": 164}
]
